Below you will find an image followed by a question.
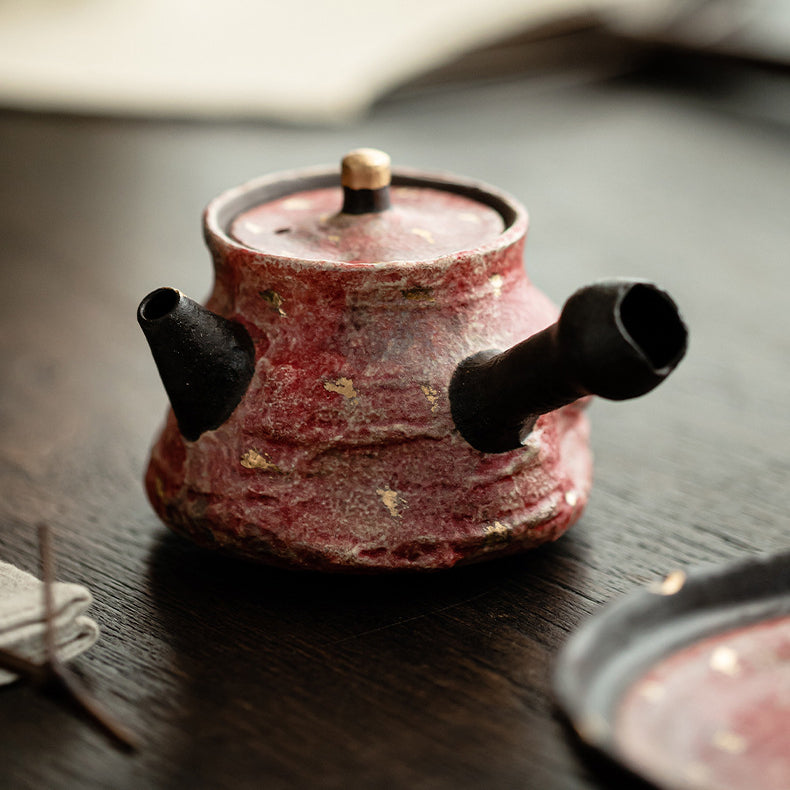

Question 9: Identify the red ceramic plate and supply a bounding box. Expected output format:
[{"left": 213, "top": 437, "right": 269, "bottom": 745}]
[{"left": 554, "top": 551, "right": 790, "bottom": 790}]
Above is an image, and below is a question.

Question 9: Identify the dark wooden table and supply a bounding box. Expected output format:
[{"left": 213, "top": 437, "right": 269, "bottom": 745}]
[{"left": 2, "top": 53, "right": 789, "bottom": 789}]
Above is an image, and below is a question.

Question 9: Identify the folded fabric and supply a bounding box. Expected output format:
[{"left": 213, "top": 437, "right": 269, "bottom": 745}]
[{"left": 0, "top": 559, "right": 99, "bottom": 685}]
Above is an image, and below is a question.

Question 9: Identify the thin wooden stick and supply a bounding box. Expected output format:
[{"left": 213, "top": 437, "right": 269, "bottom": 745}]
[
  {"left": 38, "top": 523, "right": 57, "bottom": 666},
  {"left": 48, "top": 665, "right": 140, "bottom": 751}
]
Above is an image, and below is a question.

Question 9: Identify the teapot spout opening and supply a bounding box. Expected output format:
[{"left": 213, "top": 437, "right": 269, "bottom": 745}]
[
  {"left": 618, "top": 283, "right": 688, "bottom": 375},
  {"left": 138, "top": 286, "right": 180, "bottom": 322},
  {"left": 559, "top": 280, "right": 688, "bottom": 402},
  {"left": 138, "top": 288, "right": 256, "bottom": 442}
]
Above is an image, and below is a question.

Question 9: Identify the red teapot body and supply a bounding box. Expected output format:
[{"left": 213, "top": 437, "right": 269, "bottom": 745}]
[{"left": 139, "top": 151, "right": 686, "bottom": 571}]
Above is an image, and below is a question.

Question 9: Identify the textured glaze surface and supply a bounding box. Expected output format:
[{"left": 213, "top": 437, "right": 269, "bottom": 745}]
[
  {"left": 145, "top": 168, "right": 592, "bottom": 570},
  {"left": 617, "top": 615, "right": 790, "bottom": 790}
]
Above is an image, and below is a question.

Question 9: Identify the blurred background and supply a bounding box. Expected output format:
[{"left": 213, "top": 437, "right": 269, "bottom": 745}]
[{"left": 0, "top": 0, "right": 789, "bottom": 123}]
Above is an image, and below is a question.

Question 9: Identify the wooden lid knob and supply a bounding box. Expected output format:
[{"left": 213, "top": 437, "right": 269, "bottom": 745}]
[{"left": 341, "top": 149, "right": 391, "bottom": 191}]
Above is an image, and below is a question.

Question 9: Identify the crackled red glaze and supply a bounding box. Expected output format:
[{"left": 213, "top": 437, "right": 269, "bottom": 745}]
[{"left": 144, "top": 167, "right": 592, "bottom": 570}]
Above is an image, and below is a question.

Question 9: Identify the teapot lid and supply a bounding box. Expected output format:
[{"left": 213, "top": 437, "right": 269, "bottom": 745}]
[{"left": 229, "top": 149, "right": 506, "bottom": 263}]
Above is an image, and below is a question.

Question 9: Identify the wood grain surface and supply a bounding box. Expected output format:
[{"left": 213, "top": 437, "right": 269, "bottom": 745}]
[{"left": 1, "top": 54, "right": 788, "bottom": 789}]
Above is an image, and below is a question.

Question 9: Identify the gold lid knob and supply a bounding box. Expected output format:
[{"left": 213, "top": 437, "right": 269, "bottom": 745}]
[{"left": 341, "top": 148, "right": 391, "bottom": 191}]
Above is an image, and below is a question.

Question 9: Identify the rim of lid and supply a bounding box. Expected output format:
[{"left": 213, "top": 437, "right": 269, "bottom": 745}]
[{"left": 203, "top": 164, "right": 528, "bottom": 270}]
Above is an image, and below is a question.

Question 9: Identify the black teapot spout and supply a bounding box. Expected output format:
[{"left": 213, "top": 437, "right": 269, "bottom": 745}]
[
  {"left": 449, "top": 280, "right": 688, "bottom": 453},
  {"left": 137, "top": 288, "right": 256, "bottom": 442}
]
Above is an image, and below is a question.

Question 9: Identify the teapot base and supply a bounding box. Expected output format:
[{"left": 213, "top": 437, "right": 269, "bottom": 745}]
[{"left": 144, "top": 408, "right": 592, "bottom": 572}]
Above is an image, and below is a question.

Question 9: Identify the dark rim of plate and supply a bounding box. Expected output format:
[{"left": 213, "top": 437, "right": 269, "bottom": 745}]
[{"left": 552, "top": 549, "right": 790, "bottom": 787}]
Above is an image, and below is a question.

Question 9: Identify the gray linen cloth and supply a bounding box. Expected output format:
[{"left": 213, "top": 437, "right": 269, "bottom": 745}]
[{"left": 0, "top": 558, "right": 99, "bottom": 684}]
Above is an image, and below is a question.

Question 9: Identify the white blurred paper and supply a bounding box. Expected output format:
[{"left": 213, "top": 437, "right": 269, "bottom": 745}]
[
  {"left": 0, "top": 0, "right": 619, "bottom": 122},
  {"left": 0, "top": 0, "right": 787, "bottom": 123},
  {"left": 605, "top": 0, "right": 790, "bottom": 60}
]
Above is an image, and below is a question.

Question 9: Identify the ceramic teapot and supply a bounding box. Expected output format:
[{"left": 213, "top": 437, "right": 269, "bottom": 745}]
[{"left": 138, "top": 149, "right": 688, "bottom": 571}]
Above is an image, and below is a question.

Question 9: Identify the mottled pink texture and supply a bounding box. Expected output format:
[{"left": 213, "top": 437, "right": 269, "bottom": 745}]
[
  {"left": 231, "top": 185, "right": 504, "bottom": 262},
  {"left": 617, "top": 615, "right": 790, "bottom": 790},
  {"left": 144, "top": 167, "right": 592, "bottom": 571}
]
